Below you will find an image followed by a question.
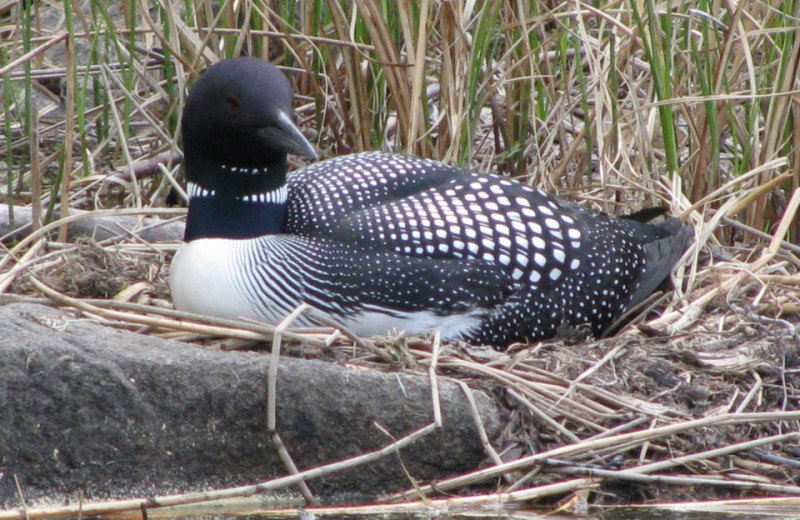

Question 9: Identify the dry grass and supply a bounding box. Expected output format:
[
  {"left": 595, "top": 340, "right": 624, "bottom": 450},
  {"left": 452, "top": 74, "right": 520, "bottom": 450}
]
[{"left": 1, "top": 0, "right": 800, "bottom": 516}]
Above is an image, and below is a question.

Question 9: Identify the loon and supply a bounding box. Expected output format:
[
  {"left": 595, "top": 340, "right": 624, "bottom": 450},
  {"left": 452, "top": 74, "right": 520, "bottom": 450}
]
[{"left": 169, "top": 57, "right": 692, "bottom": 347}]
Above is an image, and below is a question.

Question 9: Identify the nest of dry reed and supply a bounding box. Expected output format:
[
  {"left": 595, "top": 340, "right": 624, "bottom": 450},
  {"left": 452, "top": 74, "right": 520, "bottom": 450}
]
[{"left": 1, "top": 200, "right": 797, "bottom": 518}]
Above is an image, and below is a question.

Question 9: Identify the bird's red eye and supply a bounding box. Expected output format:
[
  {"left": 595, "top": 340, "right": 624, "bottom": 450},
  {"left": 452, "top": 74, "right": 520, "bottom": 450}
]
[{"left": 226, "top": 96, "right": 240, "bottom": 114}]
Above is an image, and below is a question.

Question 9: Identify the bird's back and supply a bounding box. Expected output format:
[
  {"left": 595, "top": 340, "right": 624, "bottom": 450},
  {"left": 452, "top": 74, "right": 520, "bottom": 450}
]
[{"left": 286, "top": 151, "right": 691, "bottom": 345}]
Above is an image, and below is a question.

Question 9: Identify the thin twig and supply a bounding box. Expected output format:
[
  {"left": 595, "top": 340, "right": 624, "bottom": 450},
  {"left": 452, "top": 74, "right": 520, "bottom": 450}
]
[
  {"left": 547, "top": 464, "right": 800, "bottom": 495},
  {"left": 266, "top": 304, "right": 316, "bottom": 504},
  {"left": 456, "top": 380, "right": 509, "bottom": 481},
  {"left": 429, "top": 331, "right": 442, "bottom": 428}
]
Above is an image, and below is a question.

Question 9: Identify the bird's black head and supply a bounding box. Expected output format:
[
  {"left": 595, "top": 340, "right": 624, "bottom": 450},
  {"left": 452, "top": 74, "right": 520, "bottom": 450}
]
[
  {"left": 181, "top": 57, "right": 317, "bottom": 194},
  {"left": 180, "top": 58, "right": 317, "bottom": 240}
]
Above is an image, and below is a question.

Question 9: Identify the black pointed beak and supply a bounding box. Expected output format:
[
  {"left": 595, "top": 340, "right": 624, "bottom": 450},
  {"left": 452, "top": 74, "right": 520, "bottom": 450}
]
[{"left": 258, "top": 109, "right": 318, "bottom": 160}]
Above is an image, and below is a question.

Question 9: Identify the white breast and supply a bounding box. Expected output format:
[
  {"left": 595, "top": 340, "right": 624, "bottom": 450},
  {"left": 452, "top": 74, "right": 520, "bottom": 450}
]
[
  {"left": 170, "top": 238, "right": 309, "bottom": 325},
  {"left": 169, "top": 237, "right": 484, "bottom": 340},
  {"left": 171, "top": 239, "right": 256, "bottom": 321}
]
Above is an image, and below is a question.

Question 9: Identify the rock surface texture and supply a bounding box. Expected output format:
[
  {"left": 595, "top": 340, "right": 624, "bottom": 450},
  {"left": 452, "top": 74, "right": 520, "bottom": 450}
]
[{"left": 0, "top": 303, "right": 504, "bottom": 507}]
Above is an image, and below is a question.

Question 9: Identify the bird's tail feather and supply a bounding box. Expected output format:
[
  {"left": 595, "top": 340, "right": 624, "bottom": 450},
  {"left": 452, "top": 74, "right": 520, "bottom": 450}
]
[{"left": 625, "top": 218, "right": 693, "bottom": 311}]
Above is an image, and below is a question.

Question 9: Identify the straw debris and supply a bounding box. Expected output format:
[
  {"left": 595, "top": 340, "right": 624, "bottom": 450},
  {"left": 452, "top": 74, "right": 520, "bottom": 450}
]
[{"left": 10, "top": 237, "right": 168, "bottom": 302}]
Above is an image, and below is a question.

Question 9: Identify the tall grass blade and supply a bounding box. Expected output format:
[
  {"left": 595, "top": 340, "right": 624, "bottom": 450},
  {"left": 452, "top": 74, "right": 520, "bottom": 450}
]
[
  {"left": 59, "top": 0, "right": 76, "bottom": 242},
  {"left": 630, "top": 0, "right": 678, "bottom": 176},
  {"left": 1, "top": 47, "right": 15, "bottom": 225}
]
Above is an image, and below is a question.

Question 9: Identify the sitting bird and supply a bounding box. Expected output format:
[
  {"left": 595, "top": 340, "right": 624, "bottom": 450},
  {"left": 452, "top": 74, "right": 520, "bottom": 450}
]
[{"left": 169, "top": 57, "right": 691, "bottom": 347}]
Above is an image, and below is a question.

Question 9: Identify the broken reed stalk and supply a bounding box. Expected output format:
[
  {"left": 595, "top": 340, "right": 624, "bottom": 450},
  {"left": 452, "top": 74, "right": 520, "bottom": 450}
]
[
  {"left": 59, "top": 22, "right": 75, "bottom": 243},
  {"left": 455, "top": 380, "right": 506, "bottom": 472},
  {"left": 266, "top": 303, "right": 316, "bottom": 505},
  {"left": 546, "top": 464, "right": 800, "bottom": 496},
  {"left": 642, "top": 496, "right": 800, "bottom": 511},
  {"left": 429, "top": 330, "right": 443, "bottom": 427}
]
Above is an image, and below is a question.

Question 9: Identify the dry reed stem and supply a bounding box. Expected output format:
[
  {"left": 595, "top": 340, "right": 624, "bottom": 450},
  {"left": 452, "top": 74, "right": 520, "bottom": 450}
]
[
  {"left": 83, "top": 494, "right": 800, "bottom": 519},
  {"left": 643, "top": 496, "right": 800, "bottom": 511},
  {"left": 99, "top": 68, "right": 142, "bottom": 209},
  {"left": 266, "top": 304, "right": 316, "bottom": 504},
  {"left": 58, "top": 32, "right": 74, "bottom": 242},
  {"left": 429, "top": 330, "right": 443, "bottom": 428},
  {"left": 455, "top": 380, "right": 506, "bottom": 473},
  {"left": 0, "top": 32, "right": 68, "bottom": 75},
  {"left": 547, "top": 464, "right": 800, "bottom": 496}
]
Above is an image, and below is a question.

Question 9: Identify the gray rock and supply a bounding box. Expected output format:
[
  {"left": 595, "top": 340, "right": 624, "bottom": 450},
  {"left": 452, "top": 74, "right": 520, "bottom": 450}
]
[{"left": 0, "top": 303, "right": 505, "bottom": 507}]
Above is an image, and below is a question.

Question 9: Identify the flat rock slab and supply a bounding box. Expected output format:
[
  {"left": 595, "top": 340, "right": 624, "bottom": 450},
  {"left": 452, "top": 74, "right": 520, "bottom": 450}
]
[{"left": 0, "top": 303, "right": 505, "bottom": 508}]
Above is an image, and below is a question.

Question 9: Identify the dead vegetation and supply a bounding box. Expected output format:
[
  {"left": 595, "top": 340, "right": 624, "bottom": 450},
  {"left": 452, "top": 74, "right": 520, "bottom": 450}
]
[{"left": 1, "top": 0, "right": 799, "bottom": 517}]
